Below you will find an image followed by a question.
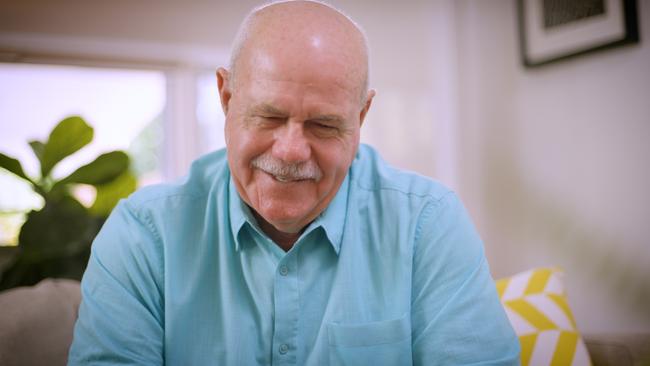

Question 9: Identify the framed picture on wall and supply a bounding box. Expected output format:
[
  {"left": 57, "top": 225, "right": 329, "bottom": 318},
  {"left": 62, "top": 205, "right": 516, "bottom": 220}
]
[{"left": 518, "top": 0, "right": 639, "bottom": 67}]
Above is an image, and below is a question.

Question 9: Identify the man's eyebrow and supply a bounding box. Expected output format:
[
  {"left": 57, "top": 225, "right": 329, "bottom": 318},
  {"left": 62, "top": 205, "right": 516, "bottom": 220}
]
[
  {"left": 249, "top": 103, "right": 286, "bottom": 116},
  {"left": 249, "top": 104, "right": 345, "bottom": 123},
  {"left": 309, "top": 114, "right": 345, "bottom": 123}
]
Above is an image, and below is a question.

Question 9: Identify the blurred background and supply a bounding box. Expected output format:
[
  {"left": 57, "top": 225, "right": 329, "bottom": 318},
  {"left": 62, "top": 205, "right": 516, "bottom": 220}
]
[{"left": 0, "top": 0, "right": 648, "bottom": 334}]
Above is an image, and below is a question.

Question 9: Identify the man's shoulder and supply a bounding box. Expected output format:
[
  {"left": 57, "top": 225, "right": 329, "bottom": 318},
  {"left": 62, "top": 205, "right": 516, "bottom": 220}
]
[
  {"left": 125, "top": 148, "right": 229, "bottom": 211},
  {"left": 351, "top": 144, "right": 452, "bottom": 203}
]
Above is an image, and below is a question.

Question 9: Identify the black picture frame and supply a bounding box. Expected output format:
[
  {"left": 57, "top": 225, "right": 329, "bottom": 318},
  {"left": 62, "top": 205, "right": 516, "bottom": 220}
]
[{"left": 517, "top": 0, "right": 639, "bottom": 67}]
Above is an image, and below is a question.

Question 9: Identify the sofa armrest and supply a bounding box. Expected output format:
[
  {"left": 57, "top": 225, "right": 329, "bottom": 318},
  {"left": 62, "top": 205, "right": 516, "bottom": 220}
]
[
  {"left": 584, "top": 333, "right": 650, "bottom": 366},
  {"left": 0, "top": 278, "right": 80, "bottom": 366}
]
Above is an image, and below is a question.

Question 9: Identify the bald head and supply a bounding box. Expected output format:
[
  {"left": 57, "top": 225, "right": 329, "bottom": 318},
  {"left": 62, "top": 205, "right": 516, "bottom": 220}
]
[{"left": 228, "top": 0, "right": 370, "bottom": 103}]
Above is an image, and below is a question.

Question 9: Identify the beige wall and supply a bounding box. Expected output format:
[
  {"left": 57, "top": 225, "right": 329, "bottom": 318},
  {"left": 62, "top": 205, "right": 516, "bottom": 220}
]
[
  {"left": 2, "top": 0, "right": 649, "bottom": 333},
  {"left": 455, "top": 1, "right": 650, "bottom": 332}
]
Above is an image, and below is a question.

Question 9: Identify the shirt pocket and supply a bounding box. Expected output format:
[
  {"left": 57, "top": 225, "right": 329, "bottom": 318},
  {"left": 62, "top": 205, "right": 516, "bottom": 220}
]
[{"left": 327, "top": 314, "right": 412, "bottom": 366}]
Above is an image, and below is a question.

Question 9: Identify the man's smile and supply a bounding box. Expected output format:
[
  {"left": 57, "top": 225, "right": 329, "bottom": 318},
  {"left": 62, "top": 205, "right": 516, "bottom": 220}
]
[{"left": 260, "top": 169, "right": 312, "bottom": 183}]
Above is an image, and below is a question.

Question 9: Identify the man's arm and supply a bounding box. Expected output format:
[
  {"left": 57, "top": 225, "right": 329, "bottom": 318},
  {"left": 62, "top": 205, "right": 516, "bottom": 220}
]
[
  {"left": 68, "top": 200, "right": 164, "bottom": 365},
  {"left": 411, "top": 192, "right": 520, "bottom": 365}
]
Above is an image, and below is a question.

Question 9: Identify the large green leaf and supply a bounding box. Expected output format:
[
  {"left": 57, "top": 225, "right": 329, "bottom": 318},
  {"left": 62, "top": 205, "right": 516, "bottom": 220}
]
[
  {"left": 0, "top": 152, "right": 30, "bottom": 182},
  {"left": 41, "top": 116, "right": 94, "bottom": 177},
  {"left": 29, "top": 140, "right": 45, "bottom": 165},
  {"left": 90, "top": 171, "right": 137, "bottom": 217},
  {"left": 56, "top": 151, "right": 130, "bottom": 186}
]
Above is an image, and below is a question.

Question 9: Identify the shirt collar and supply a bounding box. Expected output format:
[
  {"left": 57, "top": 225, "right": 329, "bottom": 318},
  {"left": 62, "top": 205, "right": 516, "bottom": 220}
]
[
  {"left": 308, "top": 173, "right": 349, "bottom": 255},
  {"left": 228, "top": 177, "right": 254, "bottom": 252},
  {"left": 228, "top": 173, "right": 350, "bottom": 255}
]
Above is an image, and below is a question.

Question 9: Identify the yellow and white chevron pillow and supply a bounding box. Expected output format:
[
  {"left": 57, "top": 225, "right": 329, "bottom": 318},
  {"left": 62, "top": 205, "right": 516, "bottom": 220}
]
[{"left": 496, "top": 268, "right": 592, "bottom": 366}]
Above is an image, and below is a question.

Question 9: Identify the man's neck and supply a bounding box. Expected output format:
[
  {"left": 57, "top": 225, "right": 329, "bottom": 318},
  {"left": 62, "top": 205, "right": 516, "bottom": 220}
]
[{"left": 252, "top": 211, "right": 303, "bottom": 252}]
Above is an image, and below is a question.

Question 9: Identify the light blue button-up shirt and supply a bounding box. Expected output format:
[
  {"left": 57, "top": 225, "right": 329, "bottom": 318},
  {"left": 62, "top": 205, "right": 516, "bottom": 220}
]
[{"left": 69, "top": 144, "right": 519, "bottom": 365}]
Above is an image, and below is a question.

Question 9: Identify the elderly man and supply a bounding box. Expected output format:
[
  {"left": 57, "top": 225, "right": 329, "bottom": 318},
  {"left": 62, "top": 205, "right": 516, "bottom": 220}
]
[{"left": 69, "top": 1, "right": 519, "bottom": 365}]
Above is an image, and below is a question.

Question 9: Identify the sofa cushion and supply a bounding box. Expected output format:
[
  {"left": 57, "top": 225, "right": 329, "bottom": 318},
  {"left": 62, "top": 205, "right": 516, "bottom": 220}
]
[
  {"left": 0, "top": 278, "right": 80, "bottom": 366},
  {"left": 497, "top": 267, "right": 591, "bottom": 366}
]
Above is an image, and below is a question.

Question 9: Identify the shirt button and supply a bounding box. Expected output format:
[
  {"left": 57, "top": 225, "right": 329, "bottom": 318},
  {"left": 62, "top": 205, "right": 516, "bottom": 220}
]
[
  {"left": 279, "top": 343, "right": 289, "bottom": 354},
  {"left": 279, "top": 265, "right": 289, "bottom": 276}
]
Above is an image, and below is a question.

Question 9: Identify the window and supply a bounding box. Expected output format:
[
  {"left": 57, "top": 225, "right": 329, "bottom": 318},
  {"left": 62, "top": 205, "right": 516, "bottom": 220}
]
[{"left": 0, "top": 62, "right": 166, "bottom": 245}]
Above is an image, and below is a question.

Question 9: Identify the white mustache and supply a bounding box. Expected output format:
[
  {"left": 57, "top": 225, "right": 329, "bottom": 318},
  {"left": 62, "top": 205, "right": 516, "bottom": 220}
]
[{"left": 251, "top": 154, "right": 323, "bottom": 182}]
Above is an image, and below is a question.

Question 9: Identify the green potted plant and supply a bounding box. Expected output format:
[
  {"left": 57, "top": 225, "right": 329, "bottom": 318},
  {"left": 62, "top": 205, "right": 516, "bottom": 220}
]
[{"left": 0, "top": 116, "right": 136, "bottom": 290}]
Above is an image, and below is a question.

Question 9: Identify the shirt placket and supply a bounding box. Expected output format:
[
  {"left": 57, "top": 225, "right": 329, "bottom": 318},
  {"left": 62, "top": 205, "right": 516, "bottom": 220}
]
[{"left": 271, "top": 253, "right": 299, "bottom": 365}]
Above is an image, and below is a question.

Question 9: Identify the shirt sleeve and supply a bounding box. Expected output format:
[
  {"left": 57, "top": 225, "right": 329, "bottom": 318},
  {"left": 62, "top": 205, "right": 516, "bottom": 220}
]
[
  {"left": 411, "top": 192, "right": 520, "bottom": 365},
  {"left": 68, "top": 200, "right": 164, "bottom": 365}
]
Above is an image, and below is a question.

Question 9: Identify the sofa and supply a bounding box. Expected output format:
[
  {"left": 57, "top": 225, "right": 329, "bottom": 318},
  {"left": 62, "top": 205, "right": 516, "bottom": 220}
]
[
  {"left": 0, "top": 278, "right": 648, "bottom": 365},
  {"left": 0, "top": 279, "right": 80, "bottom": 366}
]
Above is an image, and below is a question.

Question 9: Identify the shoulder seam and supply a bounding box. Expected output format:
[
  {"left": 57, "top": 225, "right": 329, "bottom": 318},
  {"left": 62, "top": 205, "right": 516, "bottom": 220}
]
[
  {"left": 413, "top": 191, "right": 456, "bottom": 245},
  {"left": 353, "top": 176, "right": 453, "bottom": 202},
  {"left": 122, "top": 200, "right": 164, "bottom": 282},
  {"left": 129, "top": 191, "right": 208, "bottom": 208}
]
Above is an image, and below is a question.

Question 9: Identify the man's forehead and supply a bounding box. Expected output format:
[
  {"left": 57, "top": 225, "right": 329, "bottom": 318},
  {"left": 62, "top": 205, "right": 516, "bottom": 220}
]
[{"left": 237, "top": 66, "right": 360, "bottom": 103}]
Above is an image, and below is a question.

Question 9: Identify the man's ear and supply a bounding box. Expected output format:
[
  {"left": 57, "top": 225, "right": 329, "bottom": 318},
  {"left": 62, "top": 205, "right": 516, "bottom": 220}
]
[
  {"left": 359, "top": 89, "right": 376, "bottom": 127},
  {"left": 217, "top": 67, "right": 232, "bottom": 115}
]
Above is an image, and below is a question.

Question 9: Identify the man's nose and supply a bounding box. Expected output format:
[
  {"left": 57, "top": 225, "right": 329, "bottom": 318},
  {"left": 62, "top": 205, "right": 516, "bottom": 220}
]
[{"left": 272, "top": 122, "right": 311, "bottom": 163}]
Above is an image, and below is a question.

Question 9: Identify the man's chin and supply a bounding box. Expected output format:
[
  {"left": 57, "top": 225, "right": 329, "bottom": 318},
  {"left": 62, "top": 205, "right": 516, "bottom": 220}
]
[{"left": 256, "top": 207, "right": 313, "bottom": 234}]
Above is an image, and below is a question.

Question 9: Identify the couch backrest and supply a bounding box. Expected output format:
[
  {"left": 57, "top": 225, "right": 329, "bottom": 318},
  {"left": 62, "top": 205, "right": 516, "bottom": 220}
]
[{"left": 0, "top": 279, "right": 80, "bottom": 366}]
